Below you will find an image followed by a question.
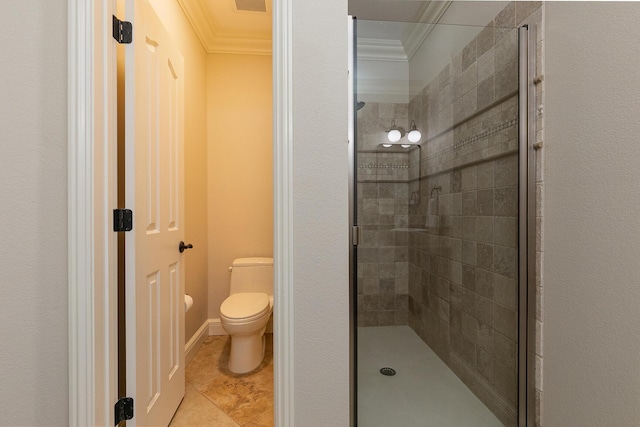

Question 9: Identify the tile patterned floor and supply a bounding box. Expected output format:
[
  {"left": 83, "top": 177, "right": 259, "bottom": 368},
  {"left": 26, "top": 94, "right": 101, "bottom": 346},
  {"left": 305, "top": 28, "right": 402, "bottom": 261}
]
[{"left": 169, "top": 334, "right": 274, "bottom": 427}]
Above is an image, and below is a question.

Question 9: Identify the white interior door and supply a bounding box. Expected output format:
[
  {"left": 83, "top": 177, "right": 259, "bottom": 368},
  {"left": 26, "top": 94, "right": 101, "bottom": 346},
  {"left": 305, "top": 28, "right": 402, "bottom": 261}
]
[{"left": 124, "top": 1, "right": 185, "bottom": 425}]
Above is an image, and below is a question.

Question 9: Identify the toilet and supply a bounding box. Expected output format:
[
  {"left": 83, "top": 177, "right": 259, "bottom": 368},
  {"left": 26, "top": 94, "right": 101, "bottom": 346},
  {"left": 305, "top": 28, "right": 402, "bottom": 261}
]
[{"left": 220, "top": 257, "right": 273, "bottom": 374}]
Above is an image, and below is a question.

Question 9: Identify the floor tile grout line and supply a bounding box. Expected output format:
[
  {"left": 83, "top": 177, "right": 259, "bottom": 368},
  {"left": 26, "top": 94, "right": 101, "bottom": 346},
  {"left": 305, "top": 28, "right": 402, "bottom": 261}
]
[
  {"left": 177, "top": 334, "right": 274, "bottom": 427},
  {"left": 188, "top": 341, "right": 245, "bottom": 426}
]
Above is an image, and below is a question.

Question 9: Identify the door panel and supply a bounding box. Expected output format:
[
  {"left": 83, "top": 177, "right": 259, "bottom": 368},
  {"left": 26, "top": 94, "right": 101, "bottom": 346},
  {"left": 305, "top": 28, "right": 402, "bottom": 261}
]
[{"left": 125, "top": 1, "right": 185, "bottom": 425}]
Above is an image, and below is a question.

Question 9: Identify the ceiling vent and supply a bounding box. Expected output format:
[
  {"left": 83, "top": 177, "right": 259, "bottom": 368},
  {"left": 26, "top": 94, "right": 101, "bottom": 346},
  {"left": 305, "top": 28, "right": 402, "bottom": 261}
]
[{"left": 235, "top": 0, "right": 266, "bottom": 12}]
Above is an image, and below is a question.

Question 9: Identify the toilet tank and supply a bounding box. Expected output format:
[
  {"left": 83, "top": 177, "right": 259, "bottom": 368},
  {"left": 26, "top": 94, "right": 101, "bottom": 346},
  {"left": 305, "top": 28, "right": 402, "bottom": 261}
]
[{"left": 229, "top": 257, "right": 273, "bottom": 296}]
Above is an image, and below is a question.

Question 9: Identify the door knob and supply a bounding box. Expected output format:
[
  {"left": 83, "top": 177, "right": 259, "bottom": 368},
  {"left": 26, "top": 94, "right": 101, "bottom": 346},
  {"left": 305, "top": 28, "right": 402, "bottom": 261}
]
[{"left": 179, "top": 241, "right": 193, "bottom": 253}]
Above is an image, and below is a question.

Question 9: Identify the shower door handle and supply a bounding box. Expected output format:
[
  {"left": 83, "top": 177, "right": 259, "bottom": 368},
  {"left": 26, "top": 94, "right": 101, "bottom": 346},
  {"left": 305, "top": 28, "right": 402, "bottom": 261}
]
[{"left": 351, "top": 226, "right": 361, "bottom": 246}]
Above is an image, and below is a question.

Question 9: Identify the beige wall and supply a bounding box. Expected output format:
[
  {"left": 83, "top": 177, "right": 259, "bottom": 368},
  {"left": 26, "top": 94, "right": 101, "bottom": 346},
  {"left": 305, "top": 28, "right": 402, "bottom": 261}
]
[
  {"left": 0, "top": 1, "right": 69, "bottom": 424},
  {"left": 148, "top": 0, "right": 209, "bottom": 341},
  {"left": 544, "top": 2, "right": 640, "bottom": 426},
  {"left": 206, "top": 53, "right": 273, "bottom": 319}
]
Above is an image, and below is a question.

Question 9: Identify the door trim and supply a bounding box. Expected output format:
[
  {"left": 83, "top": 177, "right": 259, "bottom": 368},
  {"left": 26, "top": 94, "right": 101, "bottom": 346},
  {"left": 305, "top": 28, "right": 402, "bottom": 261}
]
[
  {"left": 68, "top": 0, "right": 118, "bottom": 425},
  {"left": 68, "top": 0, "right": 294, "bottom": 425},
  {"left": 273, "top": 0, "right": 295, "bottom": 425}
]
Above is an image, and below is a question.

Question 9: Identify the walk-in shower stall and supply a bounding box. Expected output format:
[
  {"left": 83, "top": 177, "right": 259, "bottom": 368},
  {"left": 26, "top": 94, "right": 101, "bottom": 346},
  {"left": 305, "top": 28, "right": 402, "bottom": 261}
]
[{"left": 348, "top": 1, "right": 541, "bottom": 426}]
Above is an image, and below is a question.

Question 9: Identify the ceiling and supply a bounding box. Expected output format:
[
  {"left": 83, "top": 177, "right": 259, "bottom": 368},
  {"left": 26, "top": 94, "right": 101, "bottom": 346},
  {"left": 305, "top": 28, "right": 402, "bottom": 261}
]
[
  {"left": 349, "top": 1, "right": 510, "bottom": 26},
  {"left": 354, "top": 1, "right": 452, "bottom": 62},
  {"left": 353, "top": 1, "right": 510, "bottom": 62},
  {"left": 175, "top": 0, "right": 451, "bottom": 58},
  {"left": 177, "top": 0, "right": 272, "bottom": 55},
  {"left": 349, "top": 0, "right": 437, "bottom": 23},
  {"left": 175, "top": 0, "right": 505, "bottom": 59}
]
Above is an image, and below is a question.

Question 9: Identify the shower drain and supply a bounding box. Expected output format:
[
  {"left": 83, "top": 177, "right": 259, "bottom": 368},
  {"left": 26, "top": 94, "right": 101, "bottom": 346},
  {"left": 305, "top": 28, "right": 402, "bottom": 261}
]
[{"left": 379, "top": 367, "right": 396, "bottom": 376}]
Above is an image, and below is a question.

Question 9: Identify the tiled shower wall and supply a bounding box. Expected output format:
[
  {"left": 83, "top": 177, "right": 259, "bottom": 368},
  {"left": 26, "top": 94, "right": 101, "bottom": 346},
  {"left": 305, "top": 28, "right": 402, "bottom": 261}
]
[
  {"left": 356, "top": 103, "right": 412, "bottom": 327},
  {"left": 404, "top": 3, "right": 544, "bottom": 426}
]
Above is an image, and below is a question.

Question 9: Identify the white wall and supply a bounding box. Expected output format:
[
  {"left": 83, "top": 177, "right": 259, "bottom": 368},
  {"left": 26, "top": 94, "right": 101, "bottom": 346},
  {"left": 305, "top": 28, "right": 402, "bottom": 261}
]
[
  {"left": 544, "top": 3, "right": 640, "bottom": 426},
  {"left": 0, "top": 1, "right": 68, "bottom": 425},
  {"left": 356, "top": 2, "right": 509, "bottom": 103},
  {"left": 408, "top": 1, "right": 508, "bottom": 98},
  {"left": 292, "top": 0, "right": 350, "bottom": 424}
]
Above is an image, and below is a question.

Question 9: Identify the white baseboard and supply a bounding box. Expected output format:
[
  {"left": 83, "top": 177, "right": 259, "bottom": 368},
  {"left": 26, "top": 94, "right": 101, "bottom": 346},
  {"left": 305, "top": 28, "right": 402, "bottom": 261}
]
[
  {"left": 208, "top": 318, "right": 229, "bottom": 336},
  {"left": 185, "top": 320, "right": 210, "bottom": 366},
  {"left": 185, "top": 318, "right": 229, "bottom": 365}
]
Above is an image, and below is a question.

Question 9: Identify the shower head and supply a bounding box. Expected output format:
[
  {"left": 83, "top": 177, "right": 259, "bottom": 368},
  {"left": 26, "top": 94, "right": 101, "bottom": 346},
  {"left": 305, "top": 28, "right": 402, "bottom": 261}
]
[{"left": 356, "top": 101, "right": 366, "bottom": 111}]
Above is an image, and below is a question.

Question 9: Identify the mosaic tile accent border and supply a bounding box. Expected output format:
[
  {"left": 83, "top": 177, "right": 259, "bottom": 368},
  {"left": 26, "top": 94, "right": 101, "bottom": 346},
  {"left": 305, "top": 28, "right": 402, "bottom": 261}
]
[
  {"left": 358, "top": 163, "right": 410, "bottom": 170},
  {"left": 452, "top": 118, "right": 518, "bottom": 153}
]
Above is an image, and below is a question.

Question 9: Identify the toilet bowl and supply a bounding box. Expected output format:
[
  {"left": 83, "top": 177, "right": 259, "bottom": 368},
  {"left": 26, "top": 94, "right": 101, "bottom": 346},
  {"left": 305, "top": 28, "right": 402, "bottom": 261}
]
[{"left": 220, "top": 258, "right": 273, "bottom": 374}]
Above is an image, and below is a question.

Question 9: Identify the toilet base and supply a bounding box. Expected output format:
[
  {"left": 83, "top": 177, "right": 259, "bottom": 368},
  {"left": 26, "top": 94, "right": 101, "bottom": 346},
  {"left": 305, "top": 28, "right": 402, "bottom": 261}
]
[{"left": 227, "top": 327, "right": 266, "bottom": 374}]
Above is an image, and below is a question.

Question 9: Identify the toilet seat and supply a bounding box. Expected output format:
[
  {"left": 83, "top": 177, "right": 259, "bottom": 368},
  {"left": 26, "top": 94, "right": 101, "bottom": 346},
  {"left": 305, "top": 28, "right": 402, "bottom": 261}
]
[{"left": 220, "top": 292, "right": 270, "bottom": 323}]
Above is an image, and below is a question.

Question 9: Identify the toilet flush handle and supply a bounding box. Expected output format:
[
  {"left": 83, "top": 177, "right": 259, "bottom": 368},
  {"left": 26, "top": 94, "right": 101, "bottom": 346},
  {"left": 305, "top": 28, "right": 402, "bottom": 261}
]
[{"left": 179, "top": 241, "right": 193, "bottom": 253}]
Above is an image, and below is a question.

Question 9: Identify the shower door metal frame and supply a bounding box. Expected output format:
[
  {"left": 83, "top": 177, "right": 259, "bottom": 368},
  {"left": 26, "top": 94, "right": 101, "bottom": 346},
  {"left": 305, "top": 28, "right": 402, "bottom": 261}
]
[
  {"left": 518, "top": 24, "right": 537, "bottom": 427},
  {"left": 348, "top": 15, "right": 358, "bottom": 427}
]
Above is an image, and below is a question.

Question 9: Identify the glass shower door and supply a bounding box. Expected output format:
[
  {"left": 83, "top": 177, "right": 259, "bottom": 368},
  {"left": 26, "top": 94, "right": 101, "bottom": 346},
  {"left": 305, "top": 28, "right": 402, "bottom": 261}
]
[{"left": 350, "top": 2, "right": 539, "bottom": 426}]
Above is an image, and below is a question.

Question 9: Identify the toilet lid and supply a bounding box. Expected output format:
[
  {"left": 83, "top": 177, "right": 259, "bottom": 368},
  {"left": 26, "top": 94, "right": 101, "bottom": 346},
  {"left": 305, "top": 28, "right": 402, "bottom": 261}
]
[{"left": 220, "top": 293, "right": 270, "bottom": 320}]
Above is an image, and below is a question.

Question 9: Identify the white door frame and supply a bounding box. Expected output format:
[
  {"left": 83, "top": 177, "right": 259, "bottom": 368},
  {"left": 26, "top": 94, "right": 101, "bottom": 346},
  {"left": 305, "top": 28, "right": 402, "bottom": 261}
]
[{"left": 67, "top": 0, "right": 294, "bottom": 425}]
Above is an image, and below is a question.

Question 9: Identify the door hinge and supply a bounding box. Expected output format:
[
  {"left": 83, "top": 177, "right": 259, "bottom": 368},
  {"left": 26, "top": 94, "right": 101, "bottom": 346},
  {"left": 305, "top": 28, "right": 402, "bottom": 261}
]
[
  {"left": 352, "top": 225, "right": 362, "bottom": 246},
  {"left": 112, "top": 15, "right": 132, "bottom": 44},
  {"left": 113, "top": 209, "right": 133, "bottom": 232},
  {"left": 114, "top": 397, "right": 134, "bottom": 425}
]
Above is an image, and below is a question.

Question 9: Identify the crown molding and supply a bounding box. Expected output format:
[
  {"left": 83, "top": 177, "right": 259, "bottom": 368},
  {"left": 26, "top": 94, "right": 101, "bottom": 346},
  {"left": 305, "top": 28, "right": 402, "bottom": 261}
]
[
  {"left": 177, "top": 0, "right": 272, "bottom": 55},
  {"left": 209, "top": 37, "right": 272, "bottom": 55},
  {"left": 177, "top": 0, "right": 215, "bottom": 50},
  {"left": 357, "top": 38, "right": 407, "bottom": 62},
  {"left": 403, "top": 1, "right": 452, "bottom": 60},
  {"left": 358, "top": 78, "right": 409, "bottom": 104},
  {"left": 356, "top": 1, "right": 451, "bottom": 63}
]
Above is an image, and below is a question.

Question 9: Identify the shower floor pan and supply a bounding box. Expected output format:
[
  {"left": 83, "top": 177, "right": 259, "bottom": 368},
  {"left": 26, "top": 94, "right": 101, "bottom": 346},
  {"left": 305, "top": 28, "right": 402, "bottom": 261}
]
[{"left": 357, "top": 326, "right": 504, "bottom": 427}]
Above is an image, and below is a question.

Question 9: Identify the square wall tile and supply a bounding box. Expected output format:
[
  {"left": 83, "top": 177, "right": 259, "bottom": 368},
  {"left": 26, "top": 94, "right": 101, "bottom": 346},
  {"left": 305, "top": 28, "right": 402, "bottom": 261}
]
[{"left": 494, "top": 303, "right": 517, "bottom": 340}]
